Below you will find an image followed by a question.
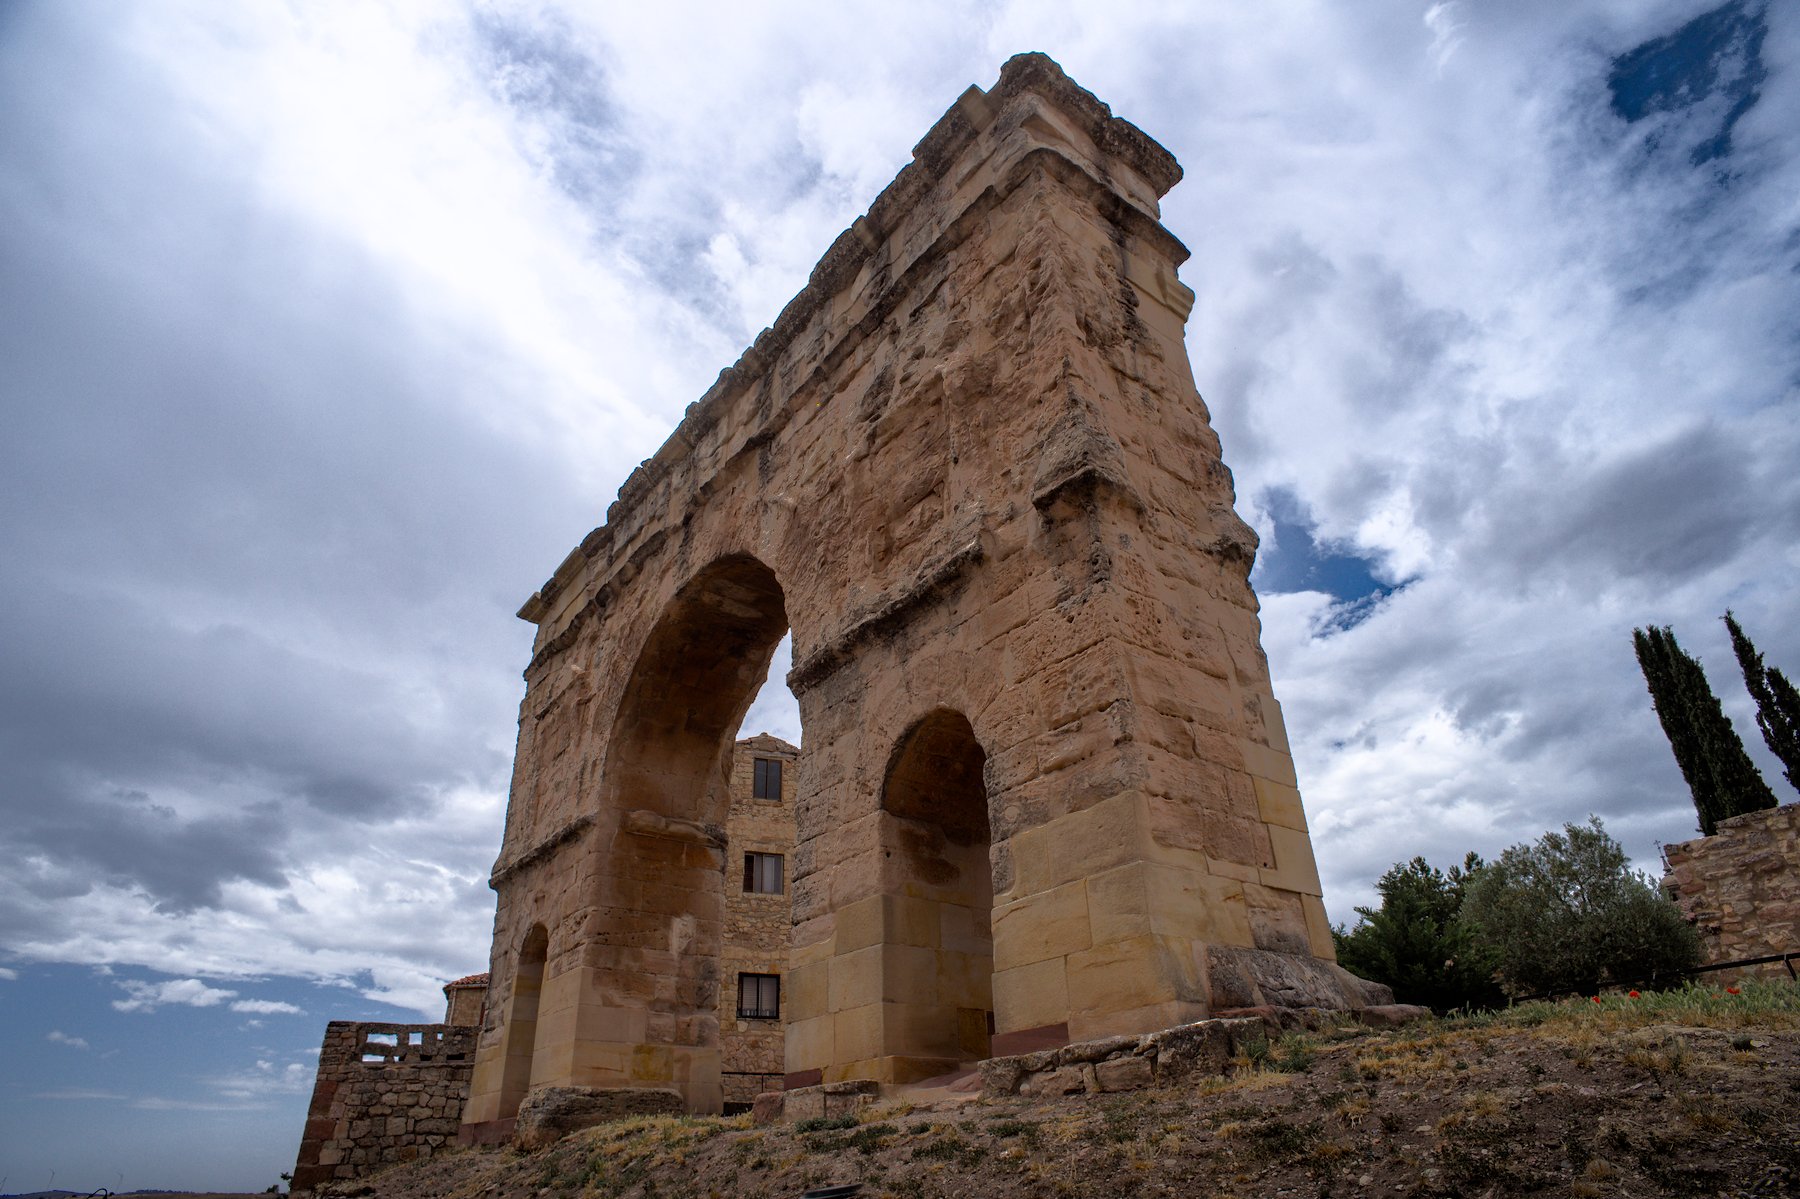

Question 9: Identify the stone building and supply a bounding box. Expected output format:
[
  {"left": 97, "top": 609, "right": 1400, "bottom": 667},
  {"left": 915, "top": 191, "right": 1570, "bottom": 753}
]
[
  {"left": 719, "top": 733, "right": 798, "bottom": 1110},
  {"left": 289, "top": 992, "right": 480, "bottom": 1192},
  {"left": 443, "top": 972, "right": 489, "bottom": 1028}
]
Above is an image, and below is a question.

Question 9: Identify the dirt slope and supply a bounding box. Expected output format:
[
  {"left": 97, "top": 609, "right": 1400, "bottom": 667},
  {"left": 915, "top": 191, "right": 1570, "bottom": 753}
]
[{"left": 324, "top": 988, "right": 1800, "bottom": 1199}]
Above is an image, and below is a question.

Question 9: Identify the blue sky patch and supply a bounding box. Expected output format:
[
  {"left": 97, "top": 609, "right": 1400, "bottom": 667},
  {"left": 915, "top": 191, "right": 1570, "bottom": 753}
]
[
  {"left": 1253, "top": 486, "right": 1404, "bottom": 632},
  {"left": 1608, "top": 0, "right": 1767, "bottom": 166}
]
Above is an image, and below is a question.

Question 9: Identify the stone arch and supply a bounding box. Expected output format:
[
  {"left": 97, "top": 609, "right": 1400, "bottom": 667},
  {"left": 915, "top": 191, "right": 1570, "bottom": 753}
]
[
  {"left": 496, "top": 923, "right": 549, "bottom": 1122},
  {"left": 463, "top": 56, "right": 1379, "bottom": 1140},
  {"left": 599, "top": 553, "right": 789, "bottom": 826},
  {"left": 509, "top": 553, "right": 792, "bottom": 1118},
  {"left": 875, "top": 708, "right": 995, "bottom": 1080}
]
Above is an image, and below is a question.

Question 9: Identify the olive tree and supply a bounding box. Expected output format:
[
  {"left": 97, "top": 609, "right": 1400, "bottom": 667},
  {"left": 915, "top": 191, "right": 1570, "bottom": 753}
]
[{"left": 1460, "top": 816, "right": 1701, "bottom": 996}]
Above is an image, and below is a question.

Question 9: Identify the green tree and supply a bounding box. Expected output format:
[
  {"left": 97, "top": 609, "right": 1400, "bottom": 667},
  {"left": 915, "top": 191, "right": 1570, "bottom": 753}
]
[
  {"left": 1632, "top": 624, "right": 1776, "bottom": 835},
  {"left": 1725, "top": 610, "right": 1800, "bottom": 796},
  {"left": 1333, "top": 853, "right": 1503, "bottom": 1013},
  {"left": 1459, "top": 816, "right": 1701, "bottom": 996}
]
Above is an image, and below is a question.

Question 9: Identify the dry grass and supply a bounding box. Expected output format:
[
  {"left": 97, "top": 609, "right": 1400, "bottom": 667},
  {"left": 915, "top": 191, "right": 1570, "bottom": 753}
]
[{"left": 337, "top": 978, "right": 1800, "bottom": 1199}]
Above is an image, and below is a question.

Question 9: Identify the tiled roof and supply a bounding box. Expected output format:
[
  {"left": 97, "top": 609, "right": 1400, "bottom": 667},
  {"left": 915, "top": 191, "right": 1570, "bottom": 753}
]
[{"left": 443, "top": 972, "right": 490, "bottom": 989}]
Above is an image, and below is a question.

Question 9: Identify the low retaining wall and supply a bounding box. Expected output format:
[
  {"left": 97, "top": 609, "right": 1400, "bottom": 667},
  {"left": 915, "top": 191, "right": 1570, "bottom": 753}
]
[
  {"left": 751, "top": 1007, "right": 1428, "bottom": 1124},
  {"left": 1664, "top": 803, "right": 1800, "bottom": 975},
  {"left": 291, "top": 1021, "right": 475, "bottom": 1193},
  {"left": 980, "top": 1016, "right": 1261, "bottom": 1099},
  {"left": 982, "top": 1006, "right": 1424, "bottom": 1099}
]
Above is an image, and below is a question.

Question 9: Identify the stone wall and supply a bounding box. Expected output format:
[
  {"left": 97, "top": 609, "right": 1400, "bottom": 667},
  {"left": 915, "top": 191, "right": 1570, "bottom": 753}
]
[
  {"left": 1664, "top": 803, "right": 1800, "bottom": 974},
  {"left": 291, "top": 1022, "right": 475, "bottom": 1193},
  {"left": 719, "top": 734, "right": 798, "bottom": 1108}
]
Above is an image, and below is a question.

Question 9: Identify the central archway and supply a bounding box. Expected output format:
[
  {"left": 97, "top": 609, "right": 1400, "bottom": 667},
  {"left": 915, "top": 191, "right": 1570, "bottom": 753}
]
[
  {"left": 604, "top": 554, "right": 789, "bottom": 824},
  {"left": 517, "top": 554, "right": 790, "bottom": 1115},
  {"left": 873, "top": 708, "right": 994, "bottom": 1081}
]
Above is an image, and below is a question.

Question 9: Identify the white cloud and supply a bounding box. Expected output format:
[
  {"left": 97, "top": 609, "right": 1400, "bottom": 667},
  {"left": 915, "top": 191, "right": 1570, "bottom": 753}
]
[
  {"left": 112, "top": 977, "right": 239, "bottom": 1012},
  {"left": 46, "top": 1029, "right": 90, "bottom": 1050},
  {"left": 0, "top": 0, "right": 1792, "bottom": 1058},
  {"left": 229, "top": 999, "right": 303, "bottom": 1015},
  {"left": 33, "top": 1088, "right": 127, "bottom": 1101},
  {"left": 206, "top": 1058, "right": 314, "bottom": 1102},
  {"left": 132, "top": 1096, "right": 252, "bottom": 1112},
  {"left": 0, "top": 965, "right": 18, "bottom": 980}
]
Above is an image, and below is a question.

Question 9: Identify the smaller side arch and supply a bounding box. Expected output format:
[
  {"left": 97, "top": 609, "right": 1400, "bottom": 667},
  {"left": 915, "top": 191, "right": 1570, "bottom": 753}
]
[
  {"left": 496, "top": 924, "right": 549, "bottom": 1121},
  {"left": 867, "top": 708, "right": 995, "bottom": 1081}
]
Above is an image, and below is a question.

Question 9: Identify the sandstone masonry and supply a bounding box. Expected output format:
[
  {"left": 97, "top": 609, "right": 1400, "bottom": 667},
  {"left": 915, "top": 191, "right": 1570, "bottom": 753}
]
[
  {"left": 1663, "top": 802, "right": 1800, "bottom": 976},
  {"left": 462, "top": 53, "right": 1386, "bottom": 1141},
  {"left": 719, "top": 733, "right": 798, "bottom": 1108},
  {"left": 292, "top": 737, "right": 794, "bottom": 1173},
  {"left": 290, "top": 1022, "right": 475, "bottom": 1194}
]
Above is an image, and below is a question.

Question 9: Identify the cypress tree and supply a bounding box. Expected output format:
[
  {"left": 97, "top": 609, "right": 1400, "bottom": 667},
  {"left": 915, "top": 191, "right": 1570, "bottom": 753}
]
[
  {"left": 1632, "top": 624, "right": 1776, "bottom": 835},
  {"left": 1725, "top": 611, "right": 1800, "bottom": 795},
  {"left": 1635, "top": 627, "right": 1714, "bottom": 830}
]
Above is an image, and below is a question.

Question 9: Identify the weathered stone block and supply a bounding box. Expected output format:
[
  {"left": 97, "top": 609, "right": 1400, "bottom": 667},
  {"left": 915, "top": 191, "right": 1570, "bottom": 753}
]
[
  {"left": 991, "top": 880, "right": 1092, "bottom": 971},
  {"left": 1095, "top": 1055, "right": 1155, "bottom": 1092},
  {"left": 513, "top": 1086, "right": 684, "bottom": 1150},
  {"left": 1022, "top": 1064, "right": 1094, "bottom": 1097}
]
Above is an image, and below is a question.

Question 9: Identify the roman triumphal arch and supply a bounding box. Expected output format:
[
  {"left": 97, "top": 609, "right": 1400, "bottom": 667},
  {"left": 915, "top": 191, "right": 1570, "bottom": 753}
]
[{"left": 460, "top": 54, "right": 1385, "bottom": 1139}]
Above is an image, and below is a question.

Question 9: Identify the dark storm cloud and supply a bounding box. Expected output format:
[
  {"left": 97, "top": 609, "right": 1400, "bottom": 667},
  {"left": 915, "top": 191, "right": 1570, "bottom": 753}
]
[
  {"left": 11, "top": 787, "right": 287, "bottom": 915},
  {"left": 0, "top": 6, "right": 582, "bottom": 923},
  {"left": 1466, "top": 421, "right": 1781, "bottom": 589}
]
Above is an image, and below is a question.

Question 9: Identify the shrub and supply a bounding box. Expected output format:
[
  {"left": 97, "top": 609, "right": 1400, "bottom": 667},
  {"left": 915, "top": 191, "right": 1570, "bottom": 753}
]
[
  {"left": 1459, "top": 816, "right": 1700, "bottom": 996},
  {"left": 1333, "top": 853, "right": 1504, "bottom": 1012}
]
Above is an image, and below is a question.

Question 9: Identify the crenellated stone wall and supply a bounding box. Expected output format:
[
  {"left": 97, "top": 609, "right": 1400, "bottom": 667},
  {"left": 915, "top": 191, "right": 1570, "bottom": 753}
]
[
  {"left": 290, "top": 1022, "right": 475, "bottom": 1193},
  {"left": 1663, "top": 803, "right": 1800, "bottom": 974}
]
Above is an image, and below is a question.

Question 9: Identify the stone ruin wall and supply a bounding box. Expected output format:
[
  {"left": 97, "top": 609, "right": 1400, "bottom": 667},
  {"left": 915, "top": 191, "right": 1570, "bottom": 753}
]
[
  {"left": 1663, "top": 803, "right": 1800, "bottom": 976},
  {"left": 290, "top": 1022, "right": 476, "bottom": 1194},
  {"left": 719, "top": 734, "right": 798, "bottom": 1107}
]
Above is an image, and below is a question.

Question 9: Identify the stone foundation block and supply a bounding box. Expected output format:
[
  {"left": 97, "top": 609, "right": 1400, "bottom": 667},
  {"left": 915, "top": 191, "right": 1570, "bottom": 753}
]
[
  {"left": 1021, "top": 1064, "right": 1094, "bottom": 1096},
  {"left": 752, "top": 1078, "right": 880, "bottom": 1125},
  {"left": 982, "top": 1016, "right": 1269, "bottom": 1098},
  {"left": 513, "top": 1086, "right": 685, "bottom": 1149},
  {"left": 1094, "top": 1056, "right": 1154, "bottom": 1092}
]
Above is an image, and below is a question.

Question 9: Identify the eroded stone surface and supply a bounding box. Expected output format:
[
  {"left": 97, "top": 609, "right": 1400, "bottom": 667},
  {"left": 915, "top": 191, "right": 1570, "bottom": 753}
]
[
  {"left": 1664, "top": 803, "right": 1800, "bottom": 976},
  {"left": 514, "top": 1086, "right": 685, "bottom": 1149},
  {"left": 980, "top": 1017, "right": 1265, "bottom": 1098},
  {"left": 754, "top": 1079, "right": 880, "bottom": 1126},
  {"left": 461, "top": 52, "right": 1363, "bottom": 1138}
]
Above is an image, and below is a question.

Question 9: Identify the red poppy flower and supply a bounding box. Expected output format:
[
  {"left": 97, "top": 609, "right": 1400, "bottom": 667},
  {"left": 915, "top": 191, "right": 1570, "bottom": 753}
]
[
  {"left": 1592, "top": 995, "right": 1602, "bottom": 1004},
  {"left": 1628, "top": 990, "right": 1640, "bottom": 998},
  {"left": 1726, "top": 986, "right": 1741, "bottom": 995}
]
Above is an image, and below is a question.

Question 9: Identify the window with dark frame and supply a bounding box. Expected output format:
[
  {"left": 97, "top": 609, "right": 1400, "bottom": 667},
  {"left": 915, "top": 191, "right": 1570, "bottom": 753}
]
[
  {"left": 737, "top": 972, "right": 779, "bottom": 1020},
  {"left": 743, "top": 851, "right": 784, "bottom": 895},
  {"left": 752, "top": 757, "right": 782, "bottom": 800}
]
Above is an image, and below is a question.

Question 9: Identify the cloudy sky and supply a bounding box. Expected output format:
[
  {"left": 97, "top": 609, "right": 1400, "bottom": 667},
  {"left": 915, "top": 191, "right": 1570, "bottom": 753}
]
[{"left": 2, "top": 0, "right": 1795, "bottom": 1189}]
